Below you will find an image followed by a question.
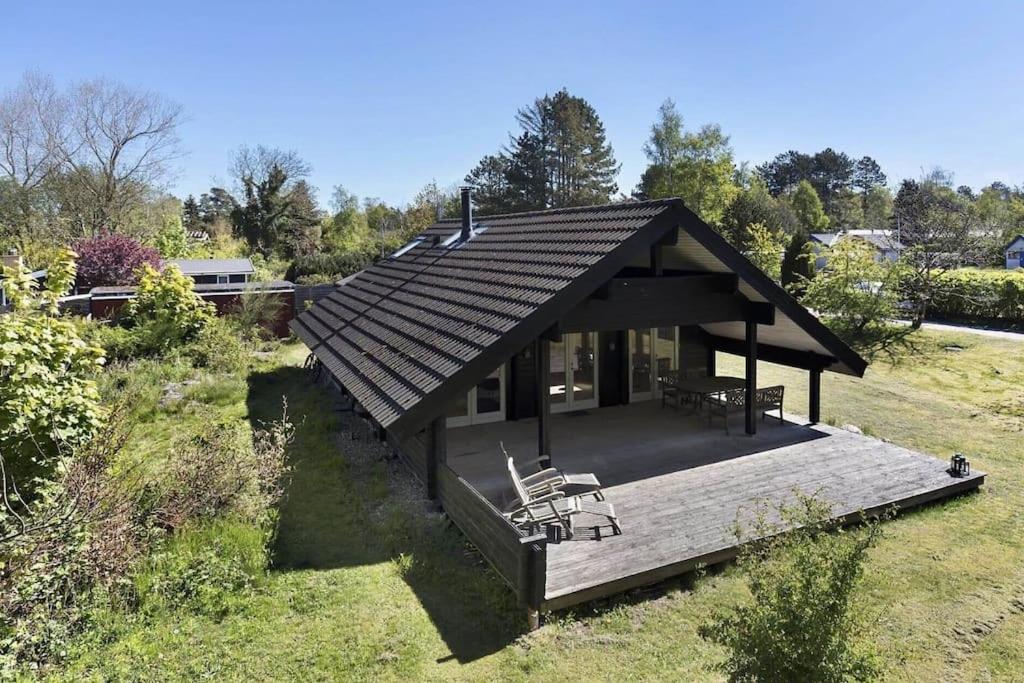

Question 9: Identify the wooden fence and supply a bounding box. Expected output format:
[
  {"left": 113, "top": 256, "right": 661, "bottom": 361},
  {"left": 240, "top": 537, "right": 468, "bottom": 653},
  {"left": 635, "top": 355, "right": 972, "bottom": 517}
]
[{"left": 436, "top": 463, "right": 547, "bottom": 612}]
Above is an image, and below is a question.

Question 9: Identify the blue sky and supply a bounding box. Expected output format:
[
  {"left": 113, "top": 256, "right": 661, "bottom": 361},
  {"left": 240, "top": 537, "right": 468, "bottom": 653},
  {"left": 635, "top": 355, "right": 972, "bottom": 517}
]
[{"left": 2, "top": 1, "right": 1021, "bottom": 207}]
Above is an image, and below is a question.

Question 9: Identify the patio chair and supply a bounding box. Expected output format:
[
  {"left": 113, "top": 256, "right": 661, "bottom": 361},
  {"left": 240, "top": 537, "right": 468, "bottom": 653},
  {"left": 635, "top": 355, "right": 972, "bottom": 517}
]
[
  {"left": 502, "top": 450, "right": 621, "bottom": 539},
  {"left": 499, "top": 443, "right": 604, "bottom": 501}
]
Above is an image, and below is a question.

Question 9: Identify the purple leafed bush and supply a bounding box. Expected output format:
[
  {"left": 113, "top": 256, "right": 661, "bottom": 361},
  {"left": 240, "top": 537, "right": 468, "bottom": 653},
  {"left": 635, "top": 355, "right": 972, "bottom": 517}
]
[{"left": 74, "top": 233, "right": 161, "bottom": 288}]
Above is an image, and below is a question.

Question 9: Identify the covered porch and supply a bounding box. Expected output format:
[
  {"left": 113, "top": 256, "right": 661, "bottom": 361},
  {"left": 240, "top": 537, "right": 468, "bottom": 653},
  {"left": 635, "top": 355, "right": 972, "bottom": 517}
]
[{"left": 443, "top": 402, "right": 985, "bottom": 611}]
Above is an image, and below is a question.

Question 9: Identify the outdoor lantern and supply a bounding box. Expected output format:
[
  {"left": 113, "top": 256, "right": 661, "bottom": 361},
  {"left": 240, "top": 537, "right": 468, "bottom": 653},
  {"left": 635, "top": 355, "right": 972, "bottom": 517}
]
[{"left": 949, "top": 453, "right": 971, "bottom": 478}]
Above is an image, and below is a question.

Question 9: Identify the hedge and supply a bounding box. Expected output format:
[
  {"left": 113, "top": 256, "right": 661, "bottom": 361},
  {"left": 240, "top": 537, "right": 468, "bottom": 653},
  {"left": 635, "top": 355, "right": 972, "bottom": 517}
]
[
  {"left": 285, "top": 246, "right": 379, "bottom": 285},
  {"left": 927, "top": 268, "right": 1024, "bottom": 322}
]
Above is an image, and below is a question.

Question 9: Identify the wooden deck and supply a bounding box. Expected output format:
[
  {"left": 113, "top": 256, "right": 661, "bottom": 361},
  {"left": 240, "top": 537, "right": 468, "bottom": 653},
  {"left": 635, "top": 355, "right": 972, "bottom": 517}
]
[{"left": 446, "top": 402, "right": 985, "bottom": 611}]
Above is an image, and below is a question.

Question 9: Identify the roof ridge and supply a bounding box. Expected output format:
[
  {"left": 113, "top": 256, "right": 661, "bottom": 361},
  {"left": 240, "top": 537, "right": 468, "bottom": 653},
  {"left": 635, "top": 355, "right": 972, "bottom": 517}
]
[{"left": 434, "top": 197, "right": 680, "bottom": 223}]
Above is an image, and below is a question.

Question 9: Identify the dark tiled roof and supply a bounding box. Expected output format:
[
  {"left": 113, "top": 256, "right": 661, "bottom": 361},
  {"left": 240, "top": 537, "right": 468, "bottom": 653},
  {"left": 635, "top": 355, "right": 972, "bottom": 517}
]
[{"left": 292, "top": 200, "right": 674, "bottom": 434}]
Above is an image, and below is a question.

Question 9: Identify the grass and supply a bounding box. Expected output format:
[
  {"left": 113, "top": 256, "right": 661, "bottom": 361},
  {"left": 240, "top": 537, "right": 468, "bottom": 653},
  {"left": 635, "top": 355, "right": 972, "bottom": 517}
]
[{"left": 54, "top": 331, "right": 1024, "bottom": 681}]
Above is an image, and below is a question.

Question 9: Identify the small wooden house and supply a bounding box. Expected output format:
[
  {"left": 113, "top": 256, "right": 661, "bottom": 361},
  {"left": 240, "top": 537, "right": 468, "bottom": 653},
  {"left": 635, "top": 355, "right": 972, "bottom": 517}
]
[{"left": 293, "top": 193, "right": 983, "bottom": 624}]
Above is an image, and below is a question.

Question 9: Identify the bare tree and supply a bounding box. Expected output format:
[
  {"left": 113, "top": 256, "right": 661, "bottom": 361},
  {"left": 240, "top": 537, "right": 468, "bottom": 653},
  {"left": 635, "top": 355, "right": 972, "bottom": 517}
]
[
  {"left": 56, "top": 79, "right": 183, "bottom": 236},
  {"left": 229, "top": 144, "right": 310, "bottom": 195},
  {"left": 0, "top": 73, "right": 64, "bottom": 252}
]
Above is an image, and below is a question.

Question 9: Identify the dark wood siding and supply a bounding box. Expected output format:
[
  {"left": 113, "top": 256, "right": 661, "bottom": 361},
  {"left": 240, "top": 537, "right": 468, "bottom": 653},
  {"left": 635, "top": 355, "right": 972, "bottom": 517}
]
[
  {"left": 388, "top": 430, "right": 429, "bottom": 485},
  {"left": 599, "top": 330, "right": 627, "bottom": 407},
  {"left": 436, "top": 463, "right": 546, "bottom": 608}
]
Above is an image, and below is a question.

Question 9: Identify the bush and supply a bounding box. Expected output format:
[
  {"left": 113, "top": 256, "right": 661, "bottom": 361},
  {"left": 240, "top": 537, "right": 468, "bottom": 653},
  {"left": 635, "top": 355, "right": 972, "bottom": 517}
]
[
  {"left": 700, "top": 495, "right": 884, "bottom": 682},
  {"left": 926, "top": 268, "right": 1024, "bottom": 323},
  {"left": 122, "top": 264, "right": 215, "bottom": 354},
  {"left": 228, "top": 289, "right": 285, "bottom": 341},
  {"left": 181, "top": 318, "right": 249, "bottom": 373},
  {"left": 74, "top": 233, "right": 160, "bottom": 289},
  {"left": 0, "top": 249, "right": 105, "bottom": 463},
  {"left": 285, "top": 245, "right": 378, "bottom": 284}
]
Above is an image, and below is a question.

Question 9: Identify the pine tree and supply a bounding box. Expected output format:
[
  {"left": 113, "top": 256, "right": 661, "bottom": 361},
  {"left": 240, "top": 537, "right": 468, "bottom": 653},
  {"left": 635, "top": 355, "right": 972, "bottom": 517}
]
[{"left": 465, "top": 89, "right": 619, "bottom": 213}]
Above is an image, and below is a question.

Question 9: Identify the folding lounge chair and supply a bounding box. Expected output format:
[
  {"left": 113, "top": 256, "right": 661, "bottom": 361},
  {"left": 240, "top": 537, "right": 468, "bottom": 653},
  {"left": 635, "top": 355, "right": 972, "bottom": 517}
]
[
  {"left": 499, "top": 442, "right": 604, "bottom": 500},
  {"left": 502, "top": 452, "right": 621, "bottom": 539}
]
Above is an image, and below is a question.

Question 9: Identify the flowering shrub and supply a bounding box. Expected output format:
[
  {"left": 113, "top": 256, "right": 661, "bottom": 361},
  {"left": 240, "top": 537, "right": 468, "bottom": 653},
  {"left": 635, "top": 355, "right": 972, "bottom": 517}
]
[{"left": 74, "top": 233, "right": 160, "bottom": 289}]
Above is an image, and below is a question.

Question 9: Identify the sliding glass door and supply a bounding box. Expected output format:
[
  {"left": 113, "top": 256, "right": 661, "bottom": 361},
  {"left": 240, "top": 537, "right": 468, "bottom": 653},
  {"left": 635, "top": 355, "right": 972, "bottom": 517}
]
[
  {"left": 549, "top": 332, "right": 599, "bottom": 413},
  {"left": 629, "top": 327, "right": 678, "bottom": 402}
]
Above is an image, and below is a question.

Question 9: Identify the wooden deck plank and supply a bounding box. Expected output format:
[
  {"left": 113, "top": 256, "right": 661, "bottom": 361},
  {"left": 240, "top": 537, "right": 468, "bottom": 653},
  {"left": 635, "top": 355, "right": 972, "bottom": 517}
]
[{"left": 445, "top": 402, "right": 984, "bottom": 611}]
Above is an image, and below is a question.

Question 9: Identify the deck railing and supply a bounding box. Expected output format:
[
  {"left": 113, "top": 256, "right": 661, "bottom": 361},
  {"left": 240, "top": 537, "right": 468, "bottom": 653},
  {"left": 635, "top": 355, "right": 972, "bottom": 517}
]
[{"left": 436, "top": 463, "right": 547, "bottom": 615}]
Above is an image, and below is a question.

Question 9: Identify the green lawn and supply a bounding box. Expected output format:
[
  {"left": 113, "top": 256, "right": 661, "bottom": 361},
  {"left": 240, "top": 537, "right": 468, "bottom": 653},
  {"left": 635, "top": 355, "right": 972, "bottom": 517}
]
[{"left": 58, "top": 332, "right": 1024, "bottom": 681}]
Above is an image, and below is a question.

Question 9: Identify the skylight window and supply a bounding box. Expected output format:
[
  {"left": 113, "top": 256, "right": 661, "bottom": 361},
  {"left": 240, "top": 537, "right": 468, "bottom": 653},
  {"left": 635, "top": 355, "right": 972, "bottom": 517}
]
[{"left": 389, "top": 237, "right": 425, "bottom": 259}]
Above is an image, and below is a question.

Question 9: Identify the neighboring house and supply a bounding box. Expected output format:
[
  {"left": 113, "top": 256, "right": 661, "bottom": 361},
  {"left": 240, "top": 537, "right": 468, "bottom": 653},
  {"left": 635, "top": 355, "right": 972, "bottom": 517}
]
[
  {"left": 293, "top": 193, "right": 983, "bottom": 624},
  {"left": 164, "top": 258, "right": 254, "bottom": 284},
  {"left": 1004, "top": 234, "right": 1024, "bottom": 270},
  {"left": 810, "top": 230, "right": 904, "bottom": 270}
]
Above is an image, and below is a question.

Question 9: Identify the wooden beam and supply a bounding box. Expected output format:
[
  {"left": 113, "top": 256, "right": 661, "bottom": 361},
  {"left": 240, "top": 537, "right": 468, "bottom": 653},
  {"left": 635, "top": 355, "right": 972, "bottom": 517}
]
[
  {"left": 809, "top": 368, "right": 822, "bottom": 424},
  {"left": 536, "top": 337, "right": 551, "bottom": 466},
  {"left": 596, "top": 273, "right": 738, "bottom": 302},
  {"left": 707, "top": 335, "right": 836, "bottom": 372},
  {"left": 650, "top": 245, "right": 663, "bottom": 276},
  {"left": 706, "top": 344, "right": 716, "bottom": 377},
  {"left": 561, "top": 294, "right": 773, "bottom": 333},
  {"left": 426, "top": 416, "right": 445, "bottom": 499},
  {"left": 745, "top": 320, "right": 757, "bottom": 436}
]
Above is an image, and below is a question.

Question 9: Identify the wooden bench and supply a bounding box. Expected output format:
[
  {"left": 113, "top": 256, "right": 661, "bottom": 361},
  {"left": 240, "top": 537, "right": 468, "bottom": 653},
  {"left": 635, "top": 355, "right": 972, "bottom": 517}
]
[{"left": 707, "top": 385, "right": 785, "bottom": 434}]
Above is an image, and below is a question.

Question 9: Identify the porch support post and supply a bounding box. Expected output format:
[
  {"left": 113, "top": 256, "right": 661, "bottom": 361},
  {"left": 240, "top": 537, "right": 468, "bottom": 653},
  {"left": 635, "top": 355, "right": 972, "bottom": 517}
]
[
  {"left": 536, "top": 337, "right": 551, "bottom": 466},
  {"left": 426, "top": 416, "right": 445, "bottom": 500},
  {"left": 706, "top": 343, "right": 716, "bottom": 377},
  {"left": 808, "top": 368, "right": 822, "bottom": 424},
  {"left": 745, "top": 319, "right": 757, "bottom": 435}
]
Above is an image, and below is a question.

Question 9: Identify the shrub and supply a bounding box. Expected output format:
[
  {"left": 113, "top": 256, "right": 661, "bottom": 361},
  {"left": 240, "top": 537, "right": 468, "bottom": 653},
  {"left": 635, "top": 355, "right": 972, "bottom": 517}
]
[
  {"left": 700, "top": 495, "right": 884, "bottom": 682},
  {"left": 228, "top": 289, "right": 285, "bottom": 340},
  {"left": 122, "top": 264, "right": 215, "bottom": 353},
  {"left": 181, "top": 318, "right": 249, "bottom": 373},
  {"left": 925, "top": 268, "right": 1024, "bottom": 323},
  {"left": 74, "top": 233, "right": 160, "bottom": 289},
  {"left": 0, "top": 249, "right": 105, "bottom": 463},
  {"left": 285, "top": 245, "right": 378, "bottom": 284}
]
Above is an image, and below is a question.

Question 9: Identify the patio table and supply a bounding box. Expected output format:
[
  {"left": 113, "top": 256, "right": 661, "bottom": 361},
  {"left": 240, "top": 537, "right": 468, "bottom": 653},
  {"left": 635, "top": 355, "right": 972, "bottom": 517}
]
[{"left": 658, "top": 372, "right": 745, "bottom": 411}]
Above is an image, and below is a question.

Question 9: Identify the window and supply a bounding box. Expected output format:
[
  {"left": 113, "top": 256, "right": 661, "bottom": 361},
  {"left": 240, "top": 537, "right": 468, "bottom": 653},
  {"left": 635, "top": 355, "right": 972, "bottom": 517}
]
[
  {"left": 216, "top": 274, "right": 229, "bottom": 284},
  {"left": 446, "top": 365, "right": 505, "bottom": 427},
  {"left": 629, "top": 327, "right": 678, "bottom": 401}
]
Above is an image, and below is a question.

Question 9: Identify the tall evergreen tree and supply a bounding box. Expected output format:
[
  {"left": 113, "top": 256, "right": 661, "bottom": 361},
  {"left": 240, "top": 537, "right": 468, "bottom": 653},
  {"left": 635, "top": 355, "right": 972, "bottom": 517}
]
[
  {"left": 789, "top": 180, "right": 830, "bottom": 233},
  {"left": 465, "top": 89, "right": 619, "bottom": 213},
  {"left": 181, "top": 194, "right": 201, "bottom": 232}
]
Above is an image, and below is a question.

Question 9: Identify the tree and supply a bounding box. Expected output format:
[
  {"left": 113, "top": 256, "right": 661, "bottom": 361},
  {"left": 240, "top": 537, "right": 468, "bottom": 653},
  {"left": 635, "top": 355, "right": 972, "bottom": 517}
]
[
  {"left": 464, "top": 154, "right": 514, "bottom": 215},
  {"left": 465, "top": 89, "right": 619, "bottom": 212},
  {"left": 863, "top": 186, "right": 894, "bottom": 232},
  {"left": 73, "top": 232, "right": 160, "bottom": 288},
  {"left": 181, "top": 194, "right": 202, "bottom": 232},
  {"left": 893, "top": 177, "right": 981, "bottom": 327},
  {"left": 744, "top": 222, "right": 784, "bottom": 281},
  {"left": 0, "top": 73, "right": 63, "bottom": 256},
  {"left": 0, "top": 248, "right": 105, "bottom": 463},
  {"left": 55, "top": 79, "right": 183, "bottom": 235},
  {"left": 799, "top": 237, "right": 908, "bottom": 356},
  {"left": 720, "top": 177, "right": 798, "bottom": 249},
  {"left": 788, "top": 180, "right": 829, "bottom": 233},
  {"left": 227, "top": 146, "right": 316, "bottom": 256},
  {"left": 636, "top": 100, "right": 738, "bottom": 225},
  {"left": 757, "top": 148, "right": 874, "bottom": 218},
  {"left": 700, "top": 495, "right": 883, "bottom": 682},
  {"left": 155, "top": 212, "right": 189, "bottom": 258}
]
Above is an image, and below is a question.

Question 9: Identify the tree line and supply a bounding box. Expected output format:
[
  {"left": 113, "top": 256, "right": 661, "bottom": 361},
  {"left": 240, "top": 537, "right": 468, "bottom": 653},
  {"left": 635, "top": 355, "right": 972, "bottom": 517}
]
[{"left": 3, "top": 73, "right": 1023, "bottom": 292}]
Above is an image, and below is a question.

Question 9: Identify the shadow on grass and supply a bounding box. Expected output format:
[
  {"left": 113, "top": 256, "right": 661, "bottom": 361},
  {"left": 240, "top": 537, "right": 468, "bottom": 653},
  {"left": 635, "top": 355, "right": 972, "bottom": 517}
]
[{"left": 246, "top": 365, "right": 522, "bottom": 663}]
